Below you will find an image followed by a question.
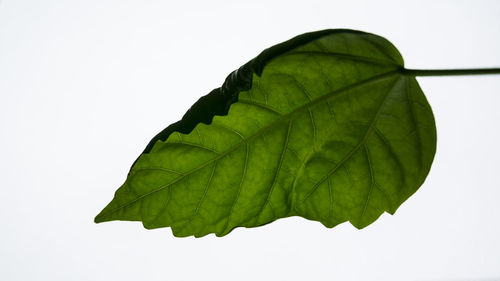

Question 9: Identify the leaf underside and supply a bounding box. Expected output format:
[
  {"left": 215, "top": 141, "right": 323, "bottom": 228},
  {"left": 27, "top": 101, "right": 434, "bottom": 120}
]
[{"left": 95, "top": 29, "right": 436, "bottom": 237}]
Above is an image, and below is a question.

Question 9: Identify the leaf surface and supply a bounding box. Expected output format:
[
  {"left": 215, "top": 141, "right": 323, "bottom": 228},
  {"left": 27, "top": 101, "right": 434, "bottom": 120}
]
[{"left": 95, "top": 29, "right": 436, "bottom": 237}]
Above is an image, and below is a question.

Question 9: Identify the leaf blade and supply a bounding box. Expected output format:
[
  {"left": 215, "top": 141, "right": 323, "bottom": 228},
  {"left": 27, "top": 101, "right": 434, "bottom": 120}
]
[{"left": 95, "top": 29, "right": 436, "bottom": 237}]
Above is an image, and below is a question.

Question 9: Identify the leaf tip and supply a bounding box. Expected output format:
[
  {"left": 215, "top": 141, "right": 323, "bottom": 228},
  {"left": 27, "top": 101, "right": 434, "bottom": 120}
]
[
  {"left": 94, "top": 215, "right": 103, "bottom": 224},
  {"left": 94, "top": 210, "right": 108, "bottom": 224}
]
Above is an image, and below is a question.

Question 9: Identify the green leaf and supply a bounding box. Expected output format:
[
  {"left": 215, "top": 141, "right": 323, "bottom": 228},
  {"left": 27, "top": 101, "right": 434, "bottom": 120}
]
[{"left": 95, "top": 29, "right": 436, "bottom": 237}]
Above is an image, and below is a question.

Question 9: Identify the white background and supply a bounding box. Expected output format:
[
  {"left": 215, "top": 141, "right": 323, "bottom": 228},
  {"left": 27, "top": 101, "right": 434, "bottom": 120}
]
[{"left": 1, "top": 0, "right": 500, "bottom": 280}]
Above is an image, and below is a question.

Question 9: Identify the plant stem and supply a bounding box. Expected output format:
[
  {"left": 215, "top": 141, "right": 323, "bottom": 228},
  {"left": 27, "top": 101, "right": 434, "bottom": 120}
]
[{"left": 402, "top": 68, "right": 500, "bottom": 76}]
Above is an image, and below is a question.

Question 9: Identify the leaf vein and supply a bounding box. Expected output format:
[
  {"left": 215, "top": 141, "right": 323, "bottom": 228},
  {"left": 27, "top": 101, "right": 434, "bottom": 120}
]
[
  {"left": 165, "top": 141, "right": 220, "bottom": 155},
  {"left": 361, "top": 144, "right": 374, "bottom": 220},
  {"left": 256, "top": 120, "right": 292, "bottom": 220},
  {"left": 177, "top": 162, "right": 217, "bottom": 233},
  {"left": 281, "top": 51, "right": 400, "bottom": 67},
  {"left": 237, "top": 99, "right": 283, "bottom": 115},
  {"left": 221, "top": 143, "right": 249, "bottom": 235}
]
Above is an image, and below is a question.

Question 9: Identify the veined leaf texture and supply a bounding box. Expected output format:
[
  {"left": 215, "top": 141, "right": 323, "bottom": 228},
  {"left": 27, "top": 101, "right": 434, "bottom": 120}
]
[{"left": 95, "top": 29, "right": 436, "bottom": 237}]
